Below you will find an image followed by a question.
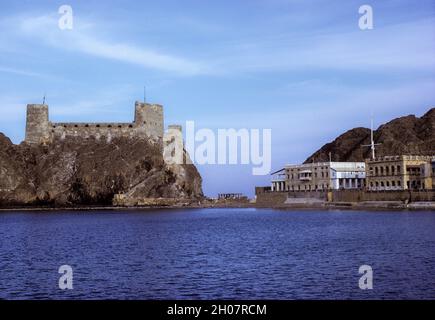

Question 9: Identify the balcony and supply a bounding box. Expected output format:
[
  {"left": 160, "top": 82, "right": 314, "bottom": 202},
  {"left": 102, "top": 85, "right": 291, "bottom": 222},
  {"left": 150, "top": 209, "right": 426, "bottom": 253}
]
[
  {"left": 299, "top": 170, "right": 312, "bottom": 181},
  {"left": 299, "top": 176, "right": 312, "bottom": 181}
]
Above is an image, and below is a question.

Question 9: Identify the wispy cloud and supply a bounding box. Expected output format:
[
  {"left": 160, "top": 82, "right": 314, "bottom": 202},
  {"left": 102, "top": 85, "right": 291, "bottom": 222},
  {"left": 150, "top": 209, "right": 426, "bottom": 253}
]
[
  {"left": 0, "top": 65, "right": 58, "bottom": 79},
  {"left": 9, "top": 14, "right": 211, "bottom": 76},
  {"left": 224, "top": 18, "right": 435, "bottom": 73},
  {"left": 2, "top": 10, "right": 434, "bottom": 77}
]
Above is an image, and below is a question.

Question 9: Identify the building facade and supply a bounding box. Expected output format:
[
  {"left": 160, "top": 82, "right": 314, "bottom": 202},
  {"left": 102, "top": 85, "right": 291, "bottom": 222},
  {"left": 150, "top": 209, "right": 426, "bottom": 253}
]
[
  {"left": 271, "top": 162, "right": 366, "bottom": 192},
  {"left": 365, "top": 155, "right": 435, "bottom": 191}
]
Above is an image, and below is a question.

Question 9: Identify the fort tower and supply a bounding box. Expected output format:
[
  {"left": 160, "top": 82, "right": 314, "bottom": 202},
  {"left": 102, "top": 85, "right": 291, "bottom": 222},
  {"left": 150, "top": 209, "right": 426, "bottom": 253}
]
[{"left": 25, "top": 104, "right": 50, "bottom": 144}]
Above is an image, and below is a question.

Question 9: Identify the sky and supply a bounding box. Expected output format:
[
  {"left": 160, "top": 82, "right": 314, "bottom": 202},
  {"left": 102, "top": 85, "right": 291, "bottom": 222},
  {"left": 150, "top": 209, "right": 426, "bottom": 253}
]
[{"left": 0, "top": 0, "right": 434, "bottom": 197}]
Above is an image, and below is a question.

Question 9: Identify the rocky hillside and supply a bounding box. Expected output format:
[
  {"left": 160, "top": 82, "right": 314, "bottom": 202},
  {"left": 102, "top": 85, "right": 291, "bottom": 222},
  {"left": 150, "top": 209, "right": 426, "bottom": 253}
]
[
  {"left": 0, "top": 134, "right": 203, "bottom": 207},
  {"left": 305, "top": 108, "right": 435, "bottom": 163}
]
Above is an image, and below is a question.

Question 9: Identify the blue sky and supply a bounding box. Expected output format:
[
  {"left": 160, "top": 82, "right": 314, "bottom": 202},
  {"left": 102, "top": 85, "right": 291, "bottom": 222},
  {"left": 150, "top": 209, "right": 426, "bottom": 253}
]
[{"left": 0, "top": 0, "right": 434, "bottom": 197}]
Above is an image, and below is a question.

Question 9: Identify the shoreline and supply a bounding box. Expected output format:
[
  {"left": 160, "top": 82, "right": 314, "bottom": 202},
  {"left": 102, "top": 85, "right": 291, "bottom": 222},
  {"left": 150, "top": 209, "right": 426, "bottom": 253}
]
[{"left": 1, "top": 201, "right": 434, "bottom": 212}]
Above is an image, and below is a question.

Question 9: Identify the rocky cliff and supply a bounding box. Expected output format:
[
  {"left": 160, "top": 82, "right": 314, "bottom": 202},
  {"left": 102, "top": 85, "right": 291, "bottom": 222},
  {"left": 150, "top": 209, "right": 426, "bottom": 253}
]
[
  {"left": 305, "top": 108, "right": 435, "bottom": 163},
  {"left": 0, "top": 134, "right": 203, "bottom": 207}
]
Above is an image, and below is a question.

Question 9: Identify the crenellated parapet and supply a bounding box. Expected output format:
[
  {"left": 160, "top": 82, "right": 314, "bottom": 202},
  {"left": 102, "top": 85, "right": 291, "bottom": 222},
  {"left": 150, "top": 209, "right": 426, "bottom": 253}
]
[{"left": 25, "top": 101, "right": 165, "bottom": 144}]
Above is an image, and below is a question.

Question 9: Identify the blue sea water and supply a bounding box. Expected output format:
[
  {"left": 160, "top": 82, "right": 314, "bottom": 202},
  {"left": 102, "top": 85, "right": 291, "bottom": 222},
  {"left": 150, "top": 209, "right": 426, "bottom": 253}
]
[{"left": 0, "top": 208, "right": 434, "bottom": 300}]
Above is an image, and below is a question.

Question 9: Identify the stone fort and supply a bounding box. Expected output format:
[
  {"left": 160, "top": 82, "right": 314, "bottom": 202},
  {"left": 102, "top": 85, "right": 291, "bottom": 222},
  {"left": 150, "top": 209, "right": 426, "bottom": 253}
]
[{"left": 25, "top": 101, "right": 171, "bottom": 144}]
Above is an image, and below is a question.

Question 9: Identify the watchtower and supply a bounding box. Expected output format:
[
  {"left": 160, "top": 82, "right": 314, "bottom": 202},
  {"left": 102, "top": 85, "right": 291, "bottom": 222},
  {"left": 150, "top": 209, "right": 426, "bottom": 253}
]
[
  {"left": 134, "top": 101, "right": 164, "bottom": 138},
  {"left": 25, "top": 104, "right": 50, "bottom": 144}
]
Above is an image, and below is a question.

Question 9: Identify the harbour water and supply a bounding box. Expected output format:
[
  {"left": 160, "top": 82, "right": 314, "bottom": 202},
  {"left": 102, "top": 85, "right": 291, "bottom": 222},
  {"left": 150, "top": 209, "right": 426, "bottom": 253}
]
[{"left": 0, "top": 208, "right": 434, "bottom": 299}]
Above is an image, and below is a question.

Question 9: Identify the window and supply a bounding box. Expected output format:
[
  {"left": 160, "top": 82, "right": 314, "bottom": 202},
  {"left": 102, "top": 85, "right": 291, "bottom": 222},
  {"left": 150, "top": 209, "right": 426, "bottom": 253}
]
[
  {"left": 375, "top": 167, "right": 378, "bottom": 175},
  {"left": 381, "top": 182, "right": 384, "bottom": 187},
  {"left": 397, "top": 165, "right": 401, "bottom": 173},
  {"left": 392, "top": 181, "right": 395, "bottom": 187},
  {"left": 386, "top": 181, "right": 390, "bottom": 187},
  {"left": 380, "top": 167, "right": 384, "bottom": 175},
  {"left": 398, "top": 181, "right": 401, "bottom": 186}
]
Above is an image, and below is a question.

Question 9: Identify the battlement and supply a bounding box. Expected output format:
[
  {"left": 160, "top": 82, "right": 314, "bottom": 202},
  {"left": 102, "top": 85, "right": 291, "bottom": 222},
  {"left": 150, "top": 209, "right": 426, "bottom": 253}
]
[{"left": 25, "top": 101, "right": 165, "bottom": 144}]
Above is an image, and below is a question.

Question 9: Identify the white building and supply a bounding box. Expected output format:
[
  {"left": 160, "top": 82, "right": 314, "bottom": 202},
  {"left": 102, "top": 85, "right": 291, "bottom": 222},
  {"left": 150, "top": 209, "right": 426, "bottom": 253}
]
[{"left": 271, "top": 162, "right": 366, "bottom": 192}]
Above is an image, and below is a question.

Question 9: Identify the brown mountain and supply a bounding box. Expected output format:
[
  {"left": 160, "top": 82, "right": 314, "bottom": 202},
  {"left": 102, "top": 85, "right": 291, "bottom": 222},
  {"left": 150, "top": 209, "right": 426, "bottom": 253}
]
[
  {"left": 0, "top": 135, "right": 203, "bottom": 207},
  {"left": 305, "top": 108, "right": 435, "bottom": 163}
]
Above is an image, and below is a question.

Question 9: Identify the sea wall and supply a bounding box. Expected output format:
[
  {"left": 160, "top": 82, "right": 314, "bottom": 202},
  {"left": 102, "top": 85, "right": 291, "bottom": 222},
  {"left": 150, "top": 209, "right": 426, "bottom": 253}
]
[
  {"left": 255, "top": 188, "right": 435, "bottom": 207},
  {"left": 331, "top": 190, "right": 435, "bottom": 202},
  {"left": 255, "top": 191, "right": 288, "bottom": 207}
]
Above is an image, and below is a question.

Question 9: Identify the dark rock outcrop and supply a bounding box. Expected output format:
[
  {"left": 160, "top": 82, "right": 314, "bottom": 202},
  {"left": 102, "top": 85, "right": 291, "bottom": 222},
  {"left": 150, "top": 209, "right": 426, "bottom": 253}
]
[
  {"left": 305, "top": 108, "right": 435, "bottom": 163},
  {"left": 0, "top": 135, "right": 203, "bottom": 207}
]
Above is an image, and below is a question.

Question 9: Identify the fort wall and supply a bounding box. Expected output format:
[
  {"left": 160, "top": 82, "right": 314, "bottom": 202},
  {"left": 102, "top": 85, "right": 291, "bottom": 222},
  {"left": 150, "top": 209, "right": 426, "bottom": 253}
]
[{"left": 25, "top": 102, "right": 164, "bottom": 144}]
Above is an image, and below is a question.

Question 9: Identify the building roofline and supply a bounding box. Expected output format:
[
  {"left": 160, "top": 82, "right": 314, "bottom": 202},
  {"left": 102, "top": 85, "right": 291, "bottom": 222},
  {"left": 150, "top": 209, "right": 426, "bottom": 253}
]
[{"left": 270, "top": 168, "right": 285, "bottom": 175}]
